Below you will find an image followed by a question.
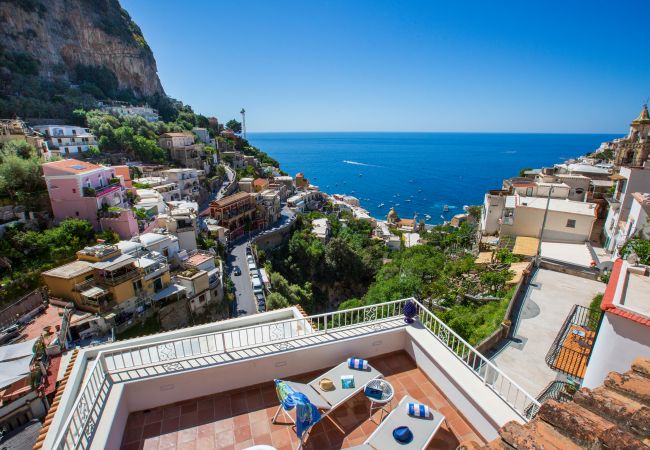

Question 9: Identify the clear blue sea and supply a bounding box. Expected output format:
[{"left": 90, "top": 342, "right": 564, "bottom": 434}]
[{"left": 247, "top": 132, "right": 619, "bottom": 224}]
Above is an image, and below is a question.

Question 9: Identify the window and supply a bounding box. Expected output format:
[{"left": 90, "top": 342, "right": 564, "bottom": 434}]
[
  {"left": 75, "top": 211, "right": 79, "bottom": 216},
  {"left": 566, "top": 219, "right": 576, "bottom": 228},
  {"left": 72, "top": 188, "right": 76, "bottom": 193},
  {"left": 153, "top": 277, "right": 163, "bottom": 292},
  {"left": 526, "top": 187, "right": 533, "bottom": 196},
  {"left": 133, "top": 279, "right": 143, "bottom": 293},
  {"left": 199, "top": 294, "right": 206, "bottom": 303}
]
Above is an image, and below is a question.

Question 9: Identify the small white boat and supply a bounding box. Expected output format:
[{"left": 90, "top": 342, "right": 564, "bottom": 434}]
[
  {"left": 425, "top": 214, "right": 431, "bottom": 219},
  {"left": 443, "top": 205, "right": 449, "bottom": 212},
  {"left": 405, "top": 199, "right": 412, "bottom": 203},
  {"left": 395, "top": 203, "right": 400, "bottom": 207},
  {"left": 378, "top": 203, "right": 385, "bottom": 208}
]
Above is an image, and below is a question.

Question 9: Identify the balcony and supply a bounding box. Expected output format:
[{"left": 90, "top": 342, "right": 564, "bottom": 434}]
[
  {"left": 46, "top": 299, "right": 538, "bottom": 450},
  {"left": 545, "top": 304, "right": 601, "bottom": 380},
  {"left": 83, "top": 181, "right": 121, "bottom": 198},
  {"left": 97, "top": 268, "right": 140, "bottom": 286}
]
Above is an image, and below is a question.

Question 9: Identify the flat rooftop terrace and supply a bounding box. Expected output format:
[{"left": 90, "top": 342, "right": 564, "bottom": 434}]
[
  {"left": 490, "top": 269, "right": 603, "bottom": 397},
  {"left": 120, "top": 352, "right": 482, "bottom": 450}
]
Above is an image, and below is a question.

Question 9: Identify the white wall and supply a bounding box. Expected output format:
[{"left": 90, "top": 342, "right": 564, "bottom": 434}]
[
  {"left": 481, "top": 194, "right": 505, "bottom": 235},
  {"left": 501, "top": 207, "right": 595, "bottom": 243},
  {"left": 583, "top": 312, "right": 650, "bottom": 389}
]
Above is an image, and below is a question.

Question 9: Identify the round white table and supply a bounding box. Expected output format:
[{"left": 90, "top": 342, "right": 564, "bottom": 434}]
[{"left": 365, "top": 379, "right": 394, "bottom": 423}]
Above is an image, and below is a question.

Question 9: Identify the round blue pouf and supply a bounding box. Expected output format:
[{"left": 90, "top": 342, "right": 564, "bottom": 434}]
[{"left": 403, "top": 299, "right": 417, "bottom": 323}]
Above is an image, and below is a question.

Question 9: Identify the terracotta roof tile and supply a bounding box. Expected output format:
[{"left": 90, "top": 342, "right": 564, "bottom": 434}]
[
  {"left": 33, "top": 349, "right": 79, "bottom": 450},
  {"left": 472, "top": 357, "right": 650, "bottom": 449}
]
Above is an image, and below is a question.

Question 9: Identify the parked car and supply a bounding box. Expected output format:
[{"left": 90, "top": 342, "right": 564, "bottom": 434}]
[{"left": 233, "top": 266, "right": 241, "bottom": 276}]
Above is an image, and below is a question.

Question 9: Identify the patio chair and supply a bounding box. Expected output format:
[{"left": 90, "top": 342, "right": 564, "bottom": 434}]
[
  {"left": 360, "top": 395, "right": 445, "bottom": 450},
  {"left": 272, "top": 360, "right": 383, "bottom": 446}
]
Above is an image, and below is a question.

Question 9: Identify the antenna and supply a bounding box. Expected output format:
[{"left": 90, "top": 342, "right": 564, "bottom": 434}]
[{"left": 240, "top": 108, "right": 247, "bottom": 140}]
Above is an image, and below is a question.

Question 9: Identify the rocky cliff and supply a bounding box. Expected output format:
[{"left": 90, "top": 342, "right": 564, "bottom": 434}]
[{"left": 0, "top": 0, "right": 164, "bottom": 97}]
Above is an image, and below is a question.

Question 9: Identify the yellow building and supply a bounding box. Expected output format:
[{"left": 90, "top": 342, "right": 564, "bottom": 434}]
[{"left": 42, "top": 244, "right": 175, "bottom": 313}]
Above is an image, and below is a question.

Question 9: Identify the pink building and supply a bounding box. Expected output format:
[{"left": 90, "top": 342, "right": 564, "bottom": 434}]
[{"left": 42, "top": 159, "right": 138, "bottom": 239}]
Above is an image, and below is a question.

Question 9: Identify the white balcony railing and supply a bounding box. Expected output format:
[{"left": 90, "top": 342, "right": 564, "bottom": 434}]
[{"left": 52, "top": 299, "right": 539, "bottom": 450}]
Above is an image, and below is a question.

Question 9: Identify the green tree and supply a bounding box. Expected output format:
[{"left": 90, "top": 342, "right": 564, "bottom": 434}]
[
  {"left": 620, "top": 238, "right": 650, "bottom": 265},
  {"left": 226, "top": 119, "right": 242, "bottom": 134},
  {"left": 0, "top": 141, "right": 44, "bottom": 200},
  {"left": 267, "top": 292, "right": 290, "bottom": 310}
]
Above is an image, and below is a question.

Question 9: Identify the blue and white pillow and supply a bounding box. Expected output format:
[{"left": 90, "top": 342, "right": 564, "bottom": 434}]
[
  {"left": 406, "top": 402, "right": 430, "bottom": 418},
  {"left": 347, "top": 357, "right": 368, "bottom": 370}
]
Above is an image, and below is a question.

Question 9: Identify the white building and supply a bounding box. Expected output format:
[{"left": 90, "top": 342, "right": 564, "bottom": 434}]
[
  {"left": 605, "top": 192, "right": 650, "bottom": 256},
  {"left": 603, "top": 166, "right": 650, "bottom": 253},
  {"left": 161, "top": 168, "right": 201, "bottom": 202},
  {"left": 101, "top": 104, "right": 160, "bottom": 122},
  {"left": 583, "top": 259, "right": 650, "bottom": 389},
  {"left": 481, "top": 193, "right": 598, "bottom": 243},
  {"left": 134, "top": 188, "right": 168, "bottom": 215},
  {"left": 32, "top": 125, "right": 97, "bottom": 157},
  {"left": 311, "top": 217, "right": 330, "bottom": 242}
]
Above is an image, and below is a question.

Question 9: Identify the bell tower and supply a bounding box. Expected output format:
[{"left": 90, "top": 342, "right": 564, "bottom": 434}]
[{"left": 615, "top": 105, "right": 650, "bottom": 166}]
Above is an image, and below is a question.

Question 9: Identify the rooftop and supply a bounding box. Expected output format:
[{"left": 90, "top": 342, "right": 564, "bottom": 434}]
[
  {"left": 41, "top": 260, "right": 93, "bottom": 279},
  {"left": 120, "top": 352, "right": 481, "bottom": 450},
  {"left": 602, "top": 259, "right": 650, "bottom": 325},
  {"left": 41, "top": 300, "right": 540, "bottom": 450},
  {"left": 490, "top": 269, "right": 603, "bottom": 398},
  {"left": 42, "top": 159, "right": 103, "bottom": 176},
  {"left": 185, "top": 251, "right": 214, "bottom": 267},
  {"left": 212, "top": 191, "right": 252, "bottom": 207},
  {"left": 511, "top": 196, "right": 598, "bottom": 216}
]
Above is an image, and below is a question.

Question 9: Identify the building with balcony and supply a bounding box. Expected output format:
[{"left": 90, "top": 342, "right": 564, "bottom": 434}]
[
  {"left": 583, "top": 259, "right": 650, "bottom": 390},
  {"left": 258, "top": 189, "right": 282, "bottom": 226},
  {"left": 312, "top": 217, "right": 330, "bottom": 242},
  {"left": 42, "top": 244, "right": 175, "bottom": 314},
  {"left": 157, "top": 204, "right": 198, "bottom": 252},
  {"left": 161, "top": 168, "right": 201, "bottom": 201},
  {"left": 603, "top": 166, "right": 650, "bottom": 253},
  {"left": 42, "top": 159, "right": 137, "bottom": 238},
  {"left": 0, "top": 119, "right": 49, "bottom": 158},
  {"left": 159, "top": 133, "right": 216, "bottom": 172},
  {"left": 209, "top": 191, "right": 262, "bottom": 239},
  {"left": 100, "top": 103, "right": 160, "bottom": 122},
  {"left": 480, "top": 193, "right": 598, "bottom": 243},
  {"left": 32, "top": 125, "right": 97, "bottom": 157},
  {"left": 38, "top": 299, "right": 549, "bottom": 450},
  {"left": 238, "top": 177, "right": 254, "bottom": 193}
]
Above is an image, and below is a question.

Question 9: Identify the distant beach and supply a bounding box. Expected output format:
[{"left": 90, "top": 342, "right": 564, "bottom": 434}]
[{"left": 248, "top": 132, "right": 619, "bottom": 223}]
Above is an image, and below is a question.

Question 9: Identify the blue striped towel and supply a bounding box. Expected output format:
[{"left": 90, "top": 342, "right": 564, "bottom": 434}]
[
  {"left": 407, "top": 402, "right": 430, "bottom": 418},
  {"left": 347, "top": 357, "right": 368, "bottom": 370}
]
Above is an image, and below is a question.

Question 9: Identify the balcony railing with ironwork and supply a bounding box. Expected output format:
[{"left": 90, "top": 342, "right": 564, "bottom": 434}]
[
  {"left": 97, "top": 268, "right": 140, "bottom": 286},
  {"left": 545, "top": 304, "right": 602, "bottom": 380},
  {"left": 52, "top": 298, "right": 539, "bottom": 450}
]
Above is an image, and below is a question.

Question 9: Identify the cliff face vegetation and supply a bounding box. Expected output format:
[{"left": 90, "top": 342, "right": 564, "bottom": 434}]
[{"left": 0, "top": 0, "right": 164, "bottom": 118}]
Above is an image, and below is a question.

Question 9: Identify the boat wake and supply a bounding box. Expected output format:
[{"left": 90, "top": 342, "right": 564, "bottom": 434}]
[{"left": 343, "top": 160, "right": 382, "bottom": 168}]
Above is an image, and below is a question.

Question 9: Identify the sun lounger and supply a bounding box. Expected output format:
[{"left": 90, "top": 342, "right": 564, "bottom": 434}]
[{"left": 362, "top": 395, "right": 445, "bottom": 450}]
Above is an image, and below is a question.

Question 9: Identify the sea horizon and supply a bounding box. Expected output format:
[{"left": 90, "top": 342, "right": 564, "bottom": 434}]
[{"left": 248, "top": 131, "right": 620, "bottom": 224}]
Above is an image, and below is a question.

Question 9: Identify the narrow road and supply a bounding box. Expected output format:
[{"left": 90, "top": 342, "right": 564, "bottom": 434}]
[{"left": 228, "top": 206, "right": 296, "bottom": 316}]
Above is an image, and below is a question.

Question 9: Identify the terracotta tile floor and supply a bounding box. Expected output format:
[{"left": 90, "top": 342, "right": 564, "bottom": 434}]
[{"left": 120, "top": 351, "right": 484, "bottom": 450}]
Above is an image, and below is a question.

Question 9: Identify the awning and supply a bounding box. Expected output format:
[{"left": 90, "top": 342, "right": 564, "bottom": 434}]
[
  {"left": 91, "top": 253, "right": 134, "bottom": 270},
  {"left": 0, "top": 338, "right": 36, "bottom": 361},
  {"left": 609, "top": 174, "right": 626, "bottom": 181},
  {"left": 152, "top": 284, "right": 186, "bottom": 301},
  {"left": 512, "top": 236, "right": 539, "bottom": 256},
  {"left": 80, "top": 286, "right": 106, "bottom": 298}
]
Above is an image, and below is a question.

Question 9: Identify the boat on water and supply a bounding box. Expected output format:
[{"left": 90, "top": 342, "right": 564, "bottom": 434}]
[
  {"left": 395, "top": 203, "right": 400, "bottom": 207},
  {"left": 418, "top": 189, "right": 422, "bottom": 193},
  {"left": 359, "top": 173, "right": 363, "bottom": 177},
  {"left": 405, "top": 199, "right": 412, "bottom": 203},
  {"left": 425, "top": 214, "right": 431, "bottom": 219},
  {"left": 378, "top": 203, "right": 385, "bottom": 208},
  {"left": 443, "top": 204, "right": 449, "bottom": 212}
]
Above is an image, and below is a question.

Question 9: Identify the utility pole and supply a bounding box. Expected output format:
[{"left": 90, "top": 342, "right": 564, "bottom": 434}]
[
  {"left": 240, "top": 108, "right": 247, "bottom": 140},
  {"left": 535, "top": 186, "right": 554, "bottom": 267}
]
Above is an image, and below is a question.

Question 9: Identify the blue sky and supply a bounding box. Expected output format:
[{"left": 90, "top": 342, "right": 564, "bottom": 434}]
[{"left": 122, "top": 0, "right": 650, "bottom": 133}]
